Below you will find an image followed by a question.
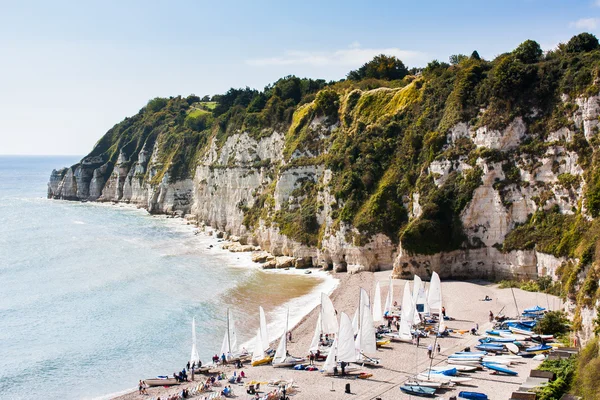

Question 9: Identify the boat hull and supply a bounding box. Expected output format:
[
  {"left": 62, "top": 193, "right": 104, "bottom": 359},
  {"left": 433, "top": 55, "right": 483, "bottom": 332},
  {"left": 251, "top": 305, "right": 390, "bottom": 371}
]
[{"left": 144, "top": 378, "right": 178, "bottom": 387}]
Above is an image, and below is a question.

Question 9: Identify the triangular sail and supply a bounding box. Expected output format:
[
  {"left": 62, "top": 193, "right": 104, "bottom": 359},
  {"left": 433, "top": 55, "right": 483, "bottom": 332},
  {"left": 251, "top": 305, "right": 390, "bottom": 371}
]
[
  {"left": 309, "top": 313, "right": 322, "bottom": 352},
  {"left": 412, "top": 275, "right": 422, "bottom": 306},
  {"left": 322, "top": 338, "right": 338, "bottom": 372},
  {"left": 383, "top": 277, "right": 394, "bottom": 314},
  {"left": 229, "top": 309, "right": 238, "bottom": 353},
  {"left": 337, "top": 312, "right": 357, "bottom": 362},
  {"left": 259, "top": 306, "right": 269, "bottom": 351},
  {"left": 251, "top": 329, "right": 265, "bottom": 362},
  {"left": 358, "top": 292, "right": 376, "bottom": 354},
  {"left": 352, "top": 307, "right": 359, "bottom": 336},
  {"left": 321, "top": 293, "right": 338, "bottom": 335},
  {"left": 190, "top": 317, "right": 200, "bottom": 365},
  {"left": 219, "top": 330, "right": 229, "bottom": 356},
  {"left": 428, "top": 272, "right": 442, "bottom": 312},
  {"left": 398, "top": 282, "right": 413, "bottom": 339},
  {"left": 373, "top": 282, "right": 383, "bottom": 323},
  {"left": 273, "top": 310, "right": 288, "bottom": 364}
]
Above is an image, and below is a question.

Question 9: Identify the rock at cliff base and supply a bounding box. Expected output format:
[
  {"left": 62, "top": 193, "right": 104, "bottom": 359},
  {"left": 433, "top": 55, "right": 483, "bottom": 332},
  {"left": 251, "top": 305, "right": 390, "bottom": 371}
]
[
  {"left": 294, "top": 257, "right": 312, "bottom": 269},
  {"left": 216, "top": 231, "right": 224, "bottom": 239},
  {"left": 262, "top": 260, "right": 277, "bottom": 269},
  {"left": 275, "top": 256, "right": 295, "bottom": 269},
  {"left": 251, "top": 251, "right": 270, "bottom": 263}
]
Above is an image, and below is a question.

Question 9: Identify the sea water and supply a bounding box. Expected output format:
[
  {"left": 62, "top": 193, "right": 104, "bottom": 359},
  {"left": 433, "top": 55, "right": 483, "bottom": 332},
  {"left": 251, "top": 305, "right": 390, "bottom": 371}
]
[{"left": 0, "top": 156, "right": 337, "bottom": 400}]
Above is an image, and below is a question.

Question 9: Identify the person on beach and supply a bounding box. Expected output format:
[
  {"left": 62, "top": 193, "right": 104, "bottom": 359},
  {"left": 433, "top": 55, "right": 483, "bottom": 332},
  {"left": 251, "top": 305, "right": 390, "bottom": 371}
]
[
  {"left": 309, "top": 352, "right": 314, "bottom": 365},
  {"left": 288, "top": 330, "right": 292, "bottom": 342},
  {"left": 416, "top": 334, "right": 420, "bottom": 347},
  {"left": 489, "top": 311, "right": 494, "bottom": 322},
  {"left": 221, "top": 353, "right": 227, "bottom": 365},
  {"left": 427, "top": 344, "right": 433, "bottom": 358},
  {"left": 186, "top": 361, "right": 190, "bottom": 371},
  {"left": 441, "top": 306, "right": 446, "bottom": 318},
  {"left": 138, "top": 380, "right": 144, "bottom": 394},
  {"left": 437, "top": 343, "right": 441, "bottom": 355}
]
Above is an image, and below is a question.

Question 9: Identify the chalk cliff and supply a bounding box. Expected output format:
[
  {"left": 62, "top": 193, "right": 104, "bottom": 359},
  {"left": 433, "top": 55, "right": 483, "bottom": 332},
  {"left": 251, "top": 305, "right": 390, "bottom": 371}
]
[{"left": 49, "top": 38, "right": 600, "bottom": 339}]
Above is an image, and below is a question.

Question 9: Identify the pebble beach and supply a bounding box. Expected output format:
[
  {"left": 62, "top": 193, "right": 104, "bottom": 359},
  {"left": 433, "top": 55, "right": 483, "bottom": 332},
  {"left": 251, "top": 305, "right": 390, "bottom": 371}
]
[{"left": 114, "top": 269, "right": 561, "bottom": 400}]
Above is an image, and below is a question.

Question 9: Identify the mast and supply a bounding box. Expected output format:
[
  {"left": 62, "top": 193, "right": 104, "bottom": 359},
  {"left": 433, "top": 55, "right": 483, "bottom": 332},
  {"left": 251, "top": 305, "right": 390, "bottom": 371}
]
[
  {"left": 510, "top": 285, "right": 520, "bottom": 319},
  {"left": 227, "top": 308, "right": 231, "bottom": 355}
]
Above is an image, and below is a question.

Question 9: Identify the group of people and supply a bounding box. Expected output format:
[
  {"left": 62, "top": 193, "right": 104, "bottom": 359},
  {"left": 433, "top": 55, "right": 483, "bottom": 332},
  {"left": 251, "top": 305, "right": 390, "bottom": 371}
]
[
  {"left": 173, "top": 368, "right": 188, "bottom": 382},
  {"left": 138, "top": 380, "right": 148, "bottom": 395}
]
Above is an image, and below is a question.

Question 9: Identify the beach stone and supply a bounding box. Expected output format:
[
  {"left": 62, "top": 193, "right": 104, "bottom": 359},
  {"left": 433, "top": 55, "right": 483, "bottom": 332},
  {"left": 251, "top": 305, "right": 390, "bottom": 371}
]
[
  {"left": 262, "top": 260, "right": 277, "bottom": 269},
  {"left": 228, "top": 243, "right": 255, "bottom": 252},
  {"left": 294, "top": 256, "right": 312, "bottom": 269},
  {"left": 229, "top": 235, "right": 241, "bottom": 242},
  {"left": 275, "top": 256, "right": 295, "bottom": 269},
  {"left": 251, "top": 251, "right": 270, "bottom": 263},
  {"left": 266, "top": 255, "right": 275, "bottom": 261},
  {"left": 216, "top": 231, "right": 224, "bottom": 239}
]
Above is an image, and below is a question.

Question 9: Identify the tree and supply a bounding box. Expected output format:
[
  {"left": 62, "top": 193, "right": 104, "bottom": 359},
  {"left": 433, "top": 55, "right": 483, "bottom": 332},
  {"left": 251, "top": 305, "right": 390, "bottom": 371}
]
[
  {"left": 533, "top": 311, "right": 570, "bottom": 336},
  {"left": 471, "top": 51, "right": 481, "bottom": 60},
  {"left": 514, "top": 40, "right": 543, "bottom": 64},
  {"left": 146, "top": 97, "right": 168, "bottom": 113},
  {"left": 186, "top": 94, "right": 200, "bottom": 104},
  {"left": 314, "top": 89, "right": 340, "bottom": 120},
  {"left": 201, "top": 95, "right": 211, "bottom": 102},
  {"left": 566, "top": 32, "right": 600, "bottom": 53},
  {"left": 347, "top": 54, "right": 409, "bottom": 81},
  {"left": 449, "top": 54, "right": 467, "bottom": 65}
]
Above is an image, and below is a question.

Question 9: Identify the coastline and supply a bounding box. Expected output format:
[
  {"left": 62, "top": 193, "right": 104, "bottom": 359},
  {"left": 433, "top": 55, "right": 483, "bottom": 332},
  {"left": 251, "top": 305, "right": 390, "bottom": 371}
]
[
  {"left": 79, "top": 205, "right": 339, "bottom": 400},
  {"left": 112, "top": 272, "right": 563, "bottom": 400}
]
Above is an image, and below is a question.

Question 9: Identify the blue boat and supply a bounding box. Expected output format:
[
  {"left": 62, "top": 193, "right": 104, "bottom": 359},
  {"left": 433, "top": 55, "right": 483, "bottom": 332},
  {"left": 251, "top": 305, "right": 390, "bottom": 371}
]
[
  {"left": 449, "top": 353, "right": 484, "bottom": 359},
  {"left": 428, "top": 367, "right": 457, "bottom": 376},
  {"left": 454, "top": 351, "right": 487, "bottom": 355},
  {"left": 525, "top": 344, "right": 552, "bottom": 353},
  {"left": 459, "top": 391, "right": 489, "bottom": 399},
  {"left": 475, "top": 344, "right": 505, "bottom": 352},
  {"left": 400, "top": 385, "right": 437, "bottom": 397},
  {"left": 485, "top": 329, "right": 511, "bottom": 335},
  {"left": 482, "top": 362, "right": 518, "bottom": 375},
  {"left": 479, "top": 337, "right": 514, "bottom": 343},
  {"left": 523, "top": 305, "right": 545, "bottom": 313}
]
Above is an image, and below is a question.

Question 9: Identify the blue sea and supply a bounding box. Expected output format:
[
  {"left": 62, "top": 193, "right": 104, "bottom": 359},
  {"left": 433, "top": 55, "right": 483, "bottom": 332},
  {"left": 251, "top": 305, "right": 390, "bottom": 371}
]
[{"left": 0, "top": 156, "right": 336, "bottom": 400}]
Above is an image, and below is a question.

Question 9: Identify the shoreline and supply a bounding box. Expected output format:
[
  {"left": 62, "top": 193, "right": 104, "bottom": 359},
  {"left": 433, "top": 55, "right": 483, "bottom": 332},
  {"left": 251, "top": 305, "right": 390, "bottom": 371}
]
[
  {"left": 113, "top": 272, "right": 562, "bottom": 400},
  {"left": 75, "top": 205, "right": 339, "bottom": 400}
]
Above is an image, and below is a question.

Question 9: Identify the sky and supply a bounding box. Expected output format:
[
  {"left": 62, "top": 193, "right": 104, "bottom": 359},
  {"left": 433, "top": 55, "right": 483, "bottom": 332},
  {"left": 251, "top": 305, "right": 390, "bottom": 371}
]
[{"left": 1, "top": 0, "right": 600, "bottom": 155}]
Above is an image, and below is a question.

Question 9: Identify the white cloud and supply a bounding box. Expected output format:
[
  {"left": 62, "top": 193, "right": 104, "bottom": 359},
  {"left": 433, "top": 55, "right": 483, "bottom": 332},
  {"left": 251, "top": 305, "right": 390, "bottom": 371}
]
[
  {"left": 246, "top": 45, "right": 427, "bottom": 67},
  {"left": 570, "top": 17, "right": 600, "bottom": 30}
]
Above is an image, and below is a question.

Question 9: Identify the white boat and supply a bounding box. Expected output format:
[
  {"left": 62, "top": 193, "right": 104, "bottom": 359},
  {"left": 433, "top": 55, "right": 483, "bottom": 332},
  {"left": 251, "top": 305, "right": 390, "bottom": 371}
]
[
  {"left": 431, "top": 365, "right": 477, "bottom": 372},
  {"left": 219, "top": 308, "right": 247, "bottom": 361},
  {"left": 396, "top": 282, "right": 415, "bottom": 342},
  {"left": 190, "top": 317, "right": 200, "bottom": 366},
  {"left": 251, "top": 328, "right": 272, "bottom": 366},
  {"left": 481, "top": 357, "right": 513, "bottom": 365},
  {"left": 416, "top": 373, "right": 472, "bottom": 384},
  {"left": 447, "top": 360, "right": 482, "bottom": 368},
  {"left": 322, "top": 313, "right": 360, "bottom": 375},
  {"left": 382, "top": 332, "right": 413, "bottom": 343},
  {"left": 509, "top": 326, "right": 534, "bottom": 336},
  {"left": 499, "top": 332, "right": 529, "bottom": 341},
  {"left": 145, "top": 378, "right": 178, "bottom": 387},
  {"left": 354, "top": 287, "right": 381, "bottom": 367},
  {"left": 309, "top": 293, "right": 339, "bottom": 353},
  {"left": 273, "top": 309, "right": 305, "bottom": 368},
  {"left": 404, "top": 380, "right": 446, "bottom": 388}
]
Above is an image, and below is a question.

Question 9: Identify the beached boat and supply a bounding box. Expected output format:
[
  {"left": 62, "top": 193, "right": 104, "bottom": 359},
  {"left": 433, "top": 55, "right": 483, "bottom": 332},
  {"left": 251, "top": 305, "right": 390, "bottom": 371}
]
[
  {"left": 509, "top": 326, "right": 534, "bottom": 336},
  {"left": 251, "top": 328, "right": 273, "bottom": 366},
  {"left": 416, "top": 373, "right": 473, "bottom": 384},
  {"left": 482, "top": 362, "right": 518, "bottom": 375},
  {"left": 475, "top": 344, "right": 505, "bottom": 352},
  {"left": 424, "top": 367, "right": 457, "bottom": 376},
  {"left": 354, "top": 288, "right": 381, "bottom": 366},
  {"left": 322, "top": 313, "right": 361, "bottom": 375},
  {"left": 219, "top": 308, "right": 248, "bottom": 361},
  {"left": 144, "top": 377, "right": 178, "bottom": 387},
  {"left": 436, "top": 365, "right": 477, "bottom": 372},
  {"left": 523, "top": 305, "right": 545, "bottom": 313},
  {"left": 404, "top": 380, "right": 444, "bottom": 388},
  {"left": 372, "top": 281, "right": 383, "bottom": 324},
  {"left": 400, "top": 385, "right": 437, "bottom": 397},
  {"left": 506, "top": 343, "right": 520, "bottom": 354},
  {"left": 524, "top": 344, "right": 552, "bottom": 353},
  {"left": 481, "top": 357, "right": 512, "bottom": 365},
  {"left": 458, "top": 391, "right": 489, "bottom": 399},
  {"left": 308, "top": 293, "right": 339, "bottom": 354},
  {"left": 273, "top": 312, "right": 305, "bottom": 368}
]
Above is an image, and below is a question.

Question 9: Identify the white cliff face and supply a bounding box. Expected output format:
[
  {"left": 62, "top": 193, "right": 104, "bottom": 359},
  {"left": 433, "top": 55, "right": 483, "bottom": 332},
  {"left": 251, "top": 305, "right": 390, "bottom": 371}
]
[
  {"left": 473, "top": 118, "right": 527, "bottom": 150},
  {"left": 573, "top": 95, "right": 600, "bottom": 141}
]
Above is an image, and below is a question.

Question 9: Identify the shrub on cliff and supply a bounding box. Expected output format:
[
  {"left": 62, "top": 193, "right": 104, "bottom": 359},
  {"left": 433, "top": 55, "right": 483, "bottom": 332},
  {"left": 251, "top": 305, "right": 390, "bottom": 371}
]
[
  {"left": 513, "top": 40, "right": 543, "bottom": 64},
  {"left": 533, "top": 311, "right": 570, "bottom": 336},
  {"left": 536, "top": 356, "right": 576, "bottom": 400},
  {"left": 566, "top": 32, "right": 600, "bottom": 53},
  {"left": 347, "top": 54, "right": 409, "bottom": 81}
]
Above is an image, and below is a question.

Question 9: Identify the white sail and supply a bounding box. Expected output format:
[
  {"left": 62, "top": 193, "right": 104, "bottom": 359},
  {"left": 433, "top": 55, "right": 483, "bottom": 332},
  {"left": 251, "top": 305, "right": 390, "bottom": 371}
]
[
  {"left": 273, "top": 311, "right": 288, "bottom": 364},
  {"left": 190, "top": 317, "right": 200, "bottom": 365},
  {"left": 428, "top": 272, "right": 442, "bottom": 312},
  {"left": 321, "top": 293, "right": 339, "bottom": 335},
  {"left": 352, "top": 307, "right": 359, "bottom": 336},
  {"left": 337, "top": 312, "right": 357, "bottom": 362},
  {"left": 424, "top": 289, "right": 431, "bottom": 314},
  {"left": 309, "top": 313, "right": 322, "bottom": 352},
  {"left": 259, "top": 306, "right": 269, "bottom": 351},
  {"left": 373, "top": 282, "right": 383, "bottom": 323},
  {"left": 322, "top": 338, "right": 338, "bottom": 372},
  {"left": 383, "top": 277, "right": 394, "bottom": 314},
  {"left": 219, "top": 330, "right": 229, "bottom": 356},
  {"left": 251, "top": 329, "right": 265, "bottom": 362},
  {"left": 358, "top": 296, "right": 376, "bottom": 354},
  {"left": 398, "top": 282, "right": 413, "bottom": 339},
  {"left": 229, "top": 309, "right": 238, "bottom": 353},
  {"left": 412, "top": 275, "right": 422, "bottom": 306}
]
